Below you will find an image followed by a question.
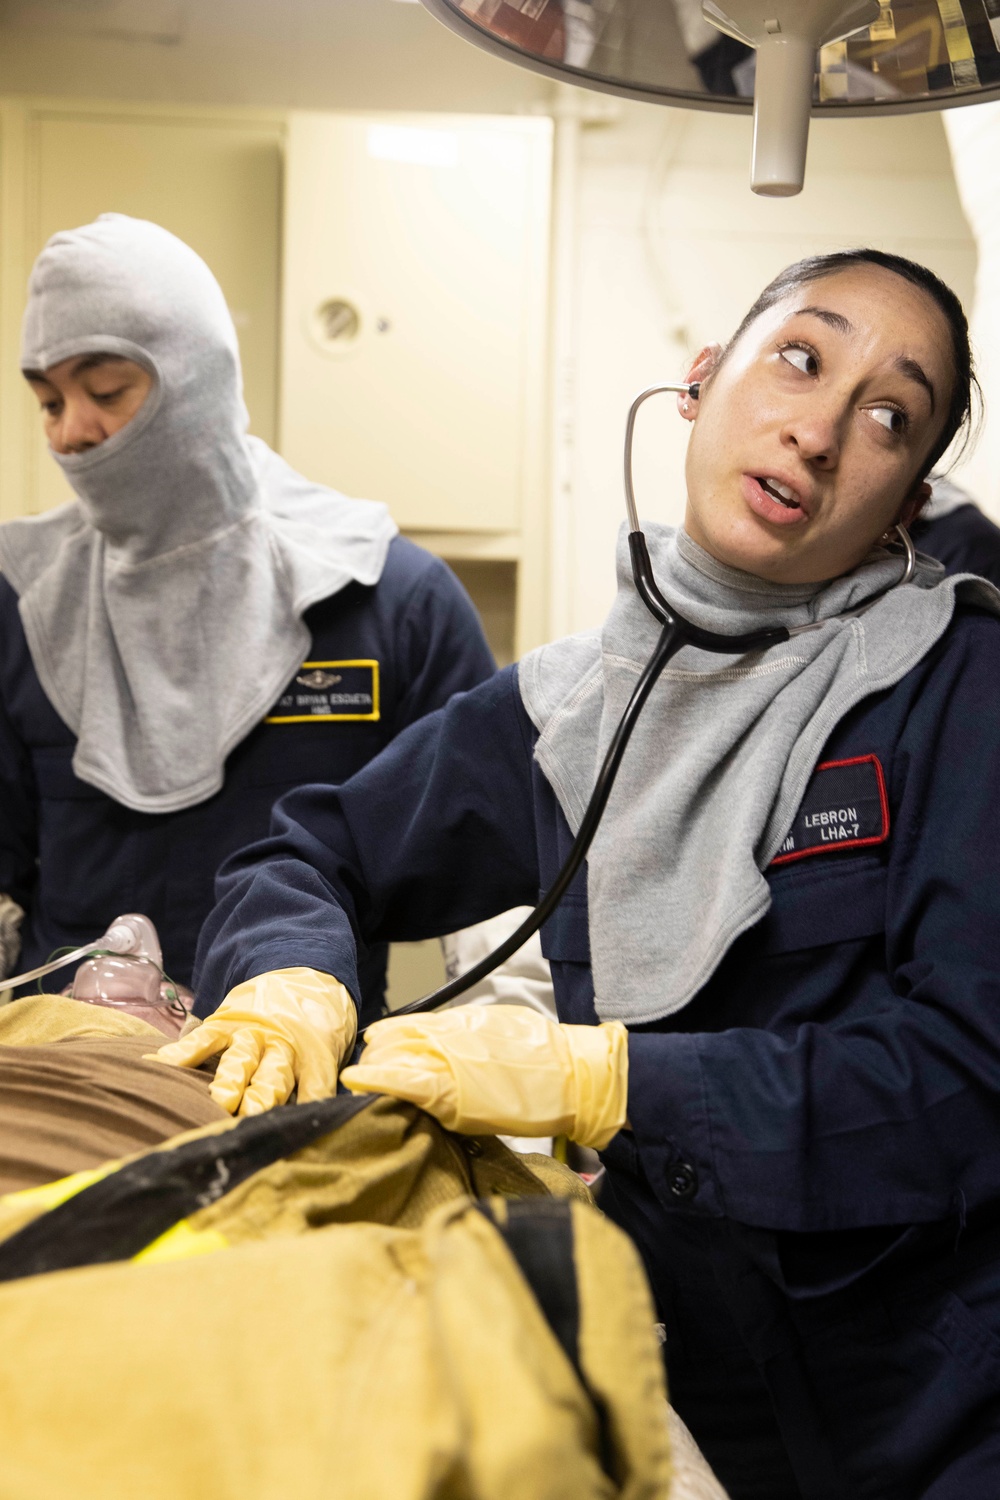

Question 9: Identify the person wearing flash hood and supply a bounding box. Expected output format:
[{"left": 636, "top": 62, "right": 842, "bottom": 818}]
[
  {"left": 0, "top": 214, "right": 494, "bottom": 1017},
  {"left": 184, "top": 250, "right": 1000, "bottom": 1495}
]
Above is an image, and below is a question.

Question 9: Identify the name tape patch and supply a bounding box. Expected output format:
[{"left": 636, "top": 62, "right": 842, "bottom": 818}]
[
  {"left": 771, "top": 754, "right": 889, "bottom": 866},
  {"left": 265, "top": 660, "right": 380, "bottom": 724}
]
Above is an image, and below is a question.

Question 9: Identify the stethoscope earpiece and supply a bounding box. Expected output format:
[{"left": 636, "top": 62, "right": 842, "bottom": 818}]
[
  {"left": 893, "top": 522, "right": 916, "bottom": 585},
  {"left": 687, "top": 382, "right": 700, "bottom": 400}
]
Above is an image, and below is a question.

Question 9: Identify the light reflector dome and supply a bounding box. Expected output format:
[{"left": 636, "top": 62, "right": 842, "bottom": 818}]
[{"left": 419, "top": 0, "right": 1000, "bottom": 192}]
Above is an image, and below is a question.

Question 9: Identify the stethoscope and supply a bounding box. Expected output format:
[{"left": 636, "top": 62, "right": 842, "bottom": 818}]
[{"left": 377, "top": 382, "right": 913, "bottom": 1028}]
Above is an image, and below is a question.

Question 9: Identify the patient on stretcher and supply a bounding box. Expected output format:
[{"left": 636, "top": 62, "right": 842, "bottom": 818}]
[{"left": 0, "top": 992, "right": 731, "bottom": 1500}]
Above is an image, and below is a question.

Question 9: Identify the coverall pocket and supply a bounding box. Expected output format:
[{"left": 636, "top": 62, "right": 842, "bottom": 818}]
[
  {"left": 762, "top": 854, "right": 887, "bottom": 954},
  {"left": 242, "top": 722, "right": 383, "bottom": 789},
  {"left": 909, "top": 1277, "right": 1000, "bottom": 1386}
]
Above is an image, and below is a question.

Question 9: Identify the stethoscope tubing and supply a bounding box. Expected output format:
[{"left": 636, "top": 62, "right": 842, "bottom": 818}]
[{"left": 380, "top": 618, "right": 686, "bottom": 1026}]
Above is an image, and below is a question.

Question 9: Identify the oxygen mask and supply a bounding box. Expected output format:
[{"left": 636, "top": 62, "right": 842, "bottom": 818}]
[{"left": 4, "top": 912, "right": 190, "bottom": 1038}]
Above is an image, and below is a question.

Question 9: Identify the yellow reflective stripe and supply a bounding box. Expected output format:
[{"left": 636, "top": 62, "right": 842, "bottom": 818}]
[
  {"left": 133, "top": 1220, "right": 229, "bottom": 1265},
  {"left": 1, "top": 1168, "right": 228, "bottom": 1268},
  {"left": 0, "top": 1162, "right": 116, "bottom": 1214}
]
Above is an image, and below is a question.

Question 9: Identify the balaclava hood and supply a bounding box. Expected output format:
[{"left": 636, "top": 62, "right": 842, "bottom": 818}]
[{"left": 0, "top": 214, "right": 397, "bottom": 812}]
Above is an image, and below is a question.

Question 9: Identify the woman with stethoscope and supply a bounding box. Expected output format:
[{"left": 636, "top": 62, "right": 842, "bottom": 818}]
[{"left": 163, "top": 248, "right": 1000, "bottom": 1497}]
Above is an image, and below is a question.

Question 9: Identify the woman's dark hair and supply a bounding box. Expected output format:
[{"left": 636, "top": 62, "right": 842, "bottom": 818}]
[{"left": 724, "top": 248, "right": 979, "bottom": 478}]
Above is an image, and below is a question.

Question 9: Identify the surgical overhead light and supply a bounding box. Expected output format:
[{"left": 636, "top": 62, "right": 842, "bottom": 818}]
[{"left": 417, "top": 0, "right": 1000, "bottom": 194}]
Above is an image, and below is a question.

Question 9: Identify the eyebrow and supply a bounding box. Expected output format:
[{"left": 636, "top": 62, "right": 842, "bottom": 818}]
[
  {"left": 796, "top": 305, "right": 853, "bottom": 335},
  {"left": 893, "top": 354, "right": 936, "bottom": 412},
  {"left": 70, "top": 353, "right": 129, "bottom": 376},
  {"left": 22, "top": 354, "right": 128, "bottom": 384},
  {"left": 794, "top": 305, "right": 936, "bottom": 411}
]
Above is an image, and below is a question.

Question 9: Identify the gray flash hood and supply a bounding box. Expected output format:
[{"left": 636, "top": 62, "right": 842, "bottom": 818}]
[
  {"left": 519, "top": 523, "right": 1000, "bottom": 1025},
  {"left": 0, "top": 214, "right": 397, "bottom": 813}
]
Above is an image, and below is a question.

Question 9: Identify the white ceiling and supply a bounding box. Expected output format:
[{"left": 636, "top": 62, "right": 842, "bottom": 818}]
[{"left": 0, "top": 0, "right": 552, "bottom": 112}]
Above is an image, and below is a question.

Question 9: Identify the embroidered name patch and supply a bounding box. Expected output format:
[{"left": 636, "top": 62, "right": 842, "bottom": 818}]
[
  {"left": 771, "top": 755, "right": 889, "bottom": 866},
  {"left": 265, "top": 660, "right": 380, "bottom": 723}
]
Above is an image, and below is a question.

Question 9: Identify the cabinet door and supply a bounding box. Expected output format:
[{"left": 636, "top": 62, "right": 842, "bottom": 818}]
[
  {"left": 23, "top": 109, "right": 282, "bottom": 514},
  {"left": 280, "top": 112, "right": 551, "bottom": 534}
]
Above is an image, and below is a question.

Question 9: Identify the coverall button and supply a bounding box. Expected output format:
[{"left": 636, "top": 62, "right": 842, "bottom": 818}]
[
  {"left": 464, "top": 1138, "right": 484, "bottom": 1157},
  {"left": 668, "top": 1162, "right": 697, "bottom": 1199}
]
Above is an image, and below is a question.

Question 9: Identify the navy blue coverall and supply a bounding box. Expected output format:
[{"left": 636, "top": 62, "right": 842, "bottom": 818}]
[
  {"left": 916, "top": 501, "right": 1000, "bottom": 589},
  {"left": 0, "top": 536, "right": 494, "bottom": 1006},
  {"left": 197, "top": 604, "right": 1000, "bottom": 1500}
]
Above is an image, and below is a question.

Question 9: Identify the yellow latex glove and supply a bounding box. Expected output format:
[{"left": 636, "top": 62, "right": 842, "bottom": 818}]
[
  {"left": 149, "top": 967, "right": 357, "bottom": 1117},
  {"left": 340, "top": 1004, "right": 627, "bottom": 1150}
]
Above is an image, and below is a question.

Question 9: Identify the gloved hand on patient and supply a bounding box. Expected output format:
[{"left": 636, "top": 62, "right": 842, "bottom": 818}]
[
  {"left": 150, "top": 967, "right": 357, "bottom": 1116},
  {"left": 340, "top": 1005, "right": 628, "bottom": 1150}
]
